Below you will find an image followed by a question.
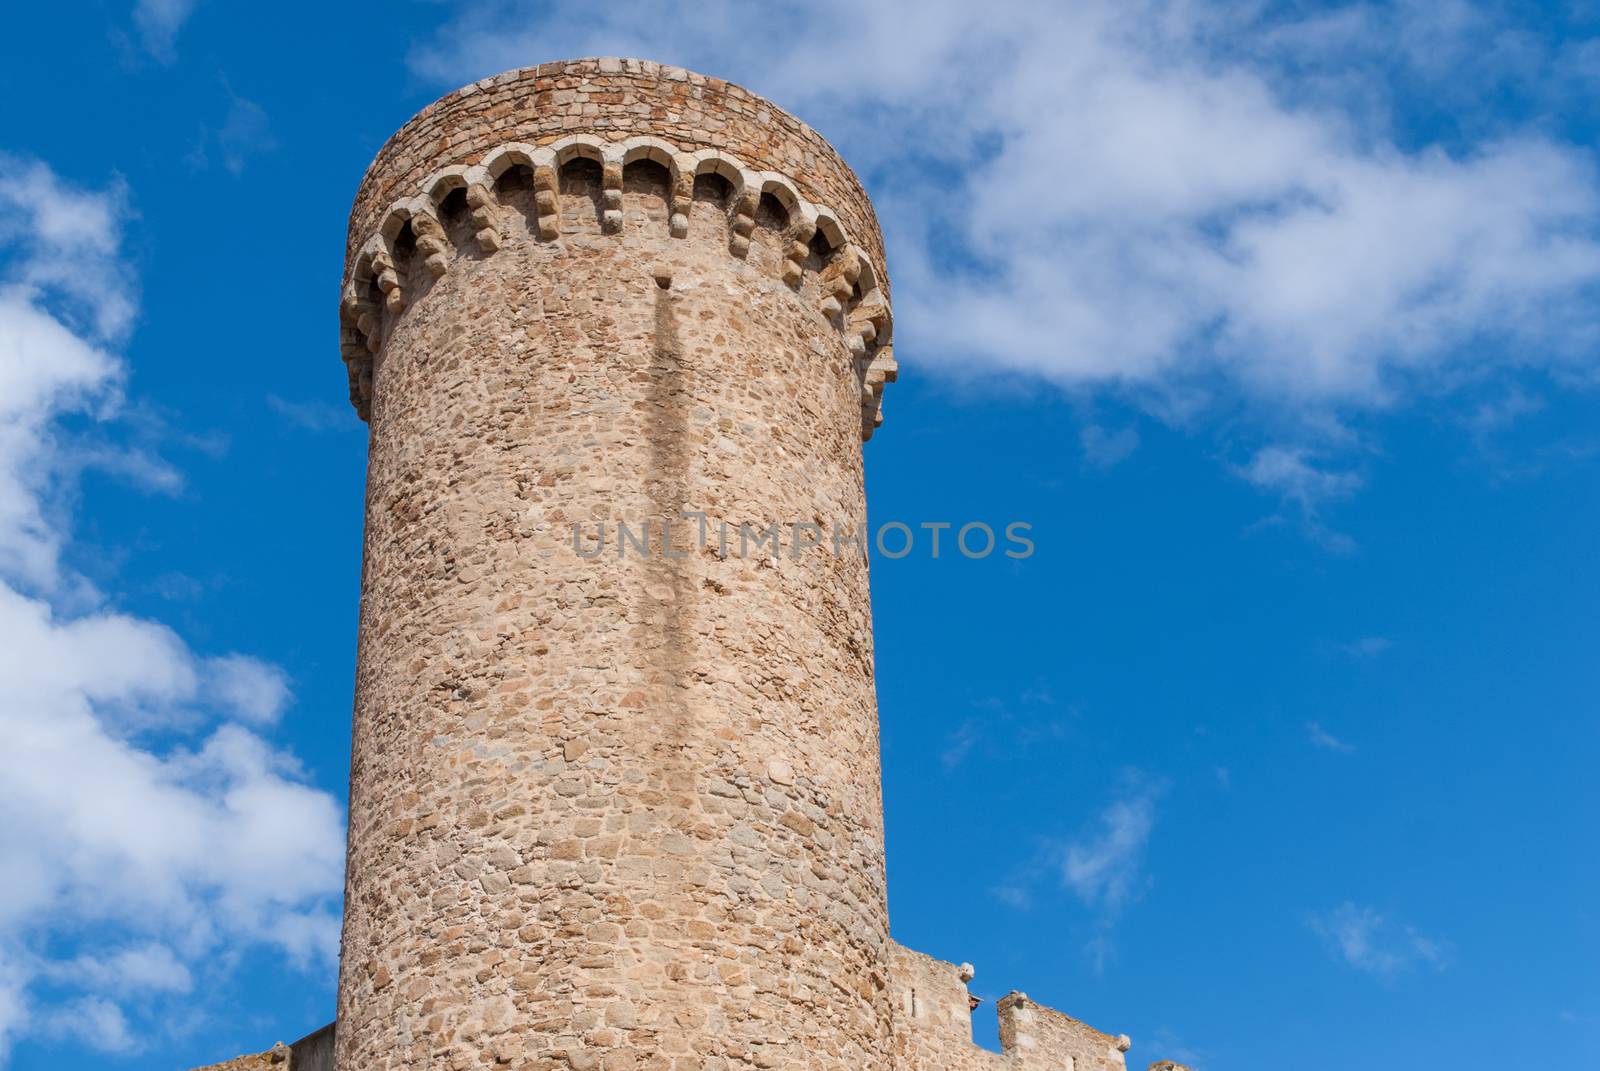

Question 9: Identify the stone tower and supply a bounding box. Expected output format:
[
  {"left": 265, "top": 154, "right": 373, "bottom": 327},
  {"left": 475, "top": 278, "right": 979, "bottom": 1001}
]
[
  {"left": 336, "top": 59, "right": 897, "bottom": 1071},
  {"left": 317, "top": 56, "right": 1175, "bottom": 1071}
]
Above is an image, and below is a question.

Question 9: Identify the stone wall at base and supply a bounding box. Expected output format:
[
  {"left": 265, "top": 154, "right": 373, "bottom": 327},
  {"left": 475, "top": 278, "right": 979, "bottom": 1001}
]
[
  {"left": 186, "top": 1023, "right": 335, "bottom": 1071},
  {"left": 188, "top": 1043, "right": 288, "bottom": 1071},
  {"left": 891, "top": 942, "right": 1157, "bottom": 1071}
]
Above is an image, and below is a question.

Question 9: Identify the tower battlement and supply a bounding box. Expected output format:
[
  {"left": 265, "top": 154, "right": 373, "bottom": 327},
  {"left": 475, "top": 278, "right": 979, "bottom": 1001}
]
[
  {"left": 339, "top": 58, "right": 894, "bottom": 437},
  {"left": 890, "top": 944, "right": 1140, "bottom": 1071}
]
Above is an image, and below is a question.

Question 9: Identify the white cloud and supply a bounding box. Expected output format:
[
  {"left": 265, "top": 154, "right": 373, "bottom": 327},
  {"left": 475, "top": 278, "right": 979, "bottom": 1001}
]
[
  {"left": 0, "top": 158, "right": 343, "bottom": 1061},
  {"left": 1310, "top": 902, "right": 1448, "bottom": 978},
  {"left": 217, "top": 96, "right": 276, "bottom": 175},
  {"left": 1060, "top": 780, "right": 1160, "bottom": 913},
  {"left": 0, "top": 156, "right": 134, "bottom": 340},
  {"left": 0, "top": 291, "right": 119, "bottom": 590},
  {"left": 940, "top": 719, "right": 980, "bottom": 770},
  {"left": 1238, "top": 445, "right": 1363, "bottom": 508},
  {"left": 50, "top": 944, "right": 193, "bottom": 998},
  {"left": 413, "top": 0, "right": 1600, "bottom": 529},
  {"left": 1237, "top": 445, "right": 1364, "bottom": 551},
  {"left": 1080, "top": 423, "right": 1141, "bottom": 470},
  {"left": 983, "top": 774, "right": 1161, "bottom": 965},
  {"left": 132, "top": 0, "right": 199, "bottom": 62},
  {"left": 1306, "top": 721, "right": 1356, "bottom": 754},
  {"left": 267, "top": 394, "right": 349, "bottom": 433},
  {"left": 1339, "top": 636, "right": 1392, "bottom": 659},
  {"left": 204, "top": 654, "right": 292, "bottom": 726},
  {"left": 989, "top": 884, "right": 1032, "bottom": 911},
  {"left": 39, "top": 997, "right": 134, "bottom": 1054}
]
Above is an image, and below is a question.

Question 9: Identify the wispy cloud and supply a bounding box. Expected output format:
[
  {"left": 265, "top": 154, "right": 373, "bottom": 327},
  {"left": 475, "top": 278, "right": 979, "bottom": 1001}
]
[
  {"left": 217, "top": 96, "right": 276, "bottom": 175},
  {"left": 46, "top": 944, "right": 193, "bottom": 998},
  {"left": 941, "top": 719, "right": 981, "bottom": 770},
  {"left": 1468, "top": 387, "right": 1546, "bottom": 437},
  {"left": 1060, "top": 780, "right": 1161, "bottom": 914},
  {"left": 1237, "top": 445, "right": 1363, "bottom": 552},
  {"left": 989, "top": 884, "right": 1032, "bottom": 911},
  {"left": 38, "top": 997, "right": 134, "bottom": 1054},
  {"left": 131, "top": 0, "right": 199, "bottom": 63},
  {"left": 940, "top": 689, "right": 1066, "bottom": 771},
  {"left": 986, "top": 773, "right": 1163, "bottom": 971},
  {"left": 1310, "top": 902, "right": 1449, "bottom": 978},
  {"left": 188, "top": 95, "right": 278, "bottom": 176},
  {"left": 1339, "top": 636, "right": 1392, "bottom": 659},
  {"left": 1306, "top": 721, "right": 1356, "bottom": 754},
  {"left": 1080, "top": 423, "right": 1140, "bottom": 470},
  {"left": 1148, "top": 1028, "right": 1206, "bottom": 1070},
  {"left": 268, "top": 394, "right": 349, "bottom": 433}
]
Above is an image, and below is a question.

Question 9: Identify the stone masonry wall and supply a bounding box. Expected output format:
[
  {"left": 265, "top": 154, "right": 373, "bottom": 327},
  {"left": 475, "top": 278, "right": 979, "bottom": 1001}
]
[
  {"left": 337, "top": 62, "right": 894, "bottom": 1071},
  {"left": 889, "top": 944, "right": 1135, "bottom": 1071}
]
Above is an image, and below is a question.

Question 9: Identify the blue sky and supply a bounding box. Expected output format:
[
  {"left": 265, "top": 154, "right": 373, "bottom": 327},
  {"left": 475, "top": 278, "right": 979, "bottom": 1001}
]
[{"left": 0, "top": 1, "right": 1596, "bottom": 1068}]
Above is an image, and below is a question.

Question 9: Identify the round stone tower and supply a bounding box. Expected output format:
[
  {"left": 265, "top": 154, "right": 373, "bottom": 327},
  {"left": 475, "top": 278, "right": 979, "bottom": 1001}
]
[{"left": 335, "top": 58, "right": 897, "bottom": 1071}]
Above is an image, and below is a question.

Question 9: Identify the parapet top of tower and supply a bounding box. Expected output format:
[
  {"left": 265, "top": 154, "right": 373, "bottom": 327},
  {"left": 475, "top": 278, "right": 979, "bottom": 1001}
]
[{"left": 339, "top": 57, "right": 896, "bottom": 437}]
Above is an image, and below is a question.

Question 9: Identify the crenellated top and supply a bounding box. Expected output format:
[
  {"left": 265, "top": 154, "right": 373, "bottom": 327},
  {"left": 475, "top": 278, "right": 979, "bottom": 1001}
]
[
  {"left": 339, "top": 130, "right": 897, "bottom": 440},
  {"left": 889, "top": 943, "right": 1194, "bottom": 1071},
  {"left": 346, "top": 60, "right": 886, "bottom": 280}
]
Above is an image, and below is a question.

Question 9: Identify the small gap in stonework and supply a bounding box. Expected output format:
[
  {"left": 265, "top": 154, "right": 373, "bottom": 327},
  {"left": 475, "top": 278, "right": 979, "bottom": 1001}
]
[
  {"left": 692, "top": 171, "right": 732, "bottom": 209},
  {"left": 392, "top": 221, "right": 417, "bottom": 259},
  {"left": 493, "top": 164, "right": 538, "bottom": 235},
  {"left": 751, "top": 192, "right": 790, "bottom": 272},
  {"left": 363, "top": 275, "right": 385, "bottom": 333},
  {"left": 494, "top": 163, "right": 535, "bottom": 197},
  {"left": 805, "top": 228, "right": 835, "bottom": 273},
  {"left": 623, "top": 159, "right": 670, "bottom": 233},
  {"left": 972, "top": 999, "right": 1003, "bottom": 1054},
  {"left": 392, "top": 220, "right": 419, "bottom": 293},
  {"left": 756, "top": 192, "right": 789, "bottom": 228},
  {"left": 558, "top": 157, "right": 604, "bottom": 233},
  {"left": 438, "top": 186, "right": 473, "bottom": 249}
]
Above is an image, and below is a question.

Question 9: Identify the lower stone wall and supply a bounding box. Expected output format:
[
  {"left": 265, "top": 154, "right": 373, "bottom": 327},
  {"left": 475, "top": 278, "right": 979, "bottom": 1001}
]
[
  {"left": 188, "top": 1022, "right": 333, "bottom": 1071},
  {"left": 890, "top": 944, "right": 1009, "bottom": 1071},
  {"left": 188, "top": 1043, "right": 288, "bottom": 1071},
  {"left": 889, "top": 942, "right": 1134, "bottom": 1071},
  {"left": 194, "top": 955, "right": 1190, "bottom": 1071}
]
